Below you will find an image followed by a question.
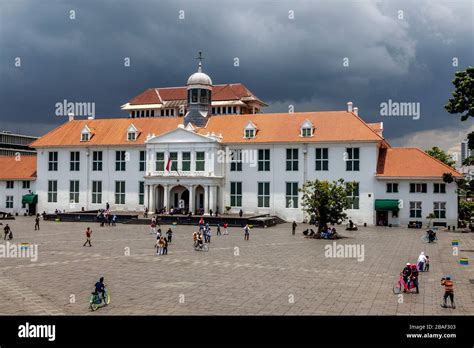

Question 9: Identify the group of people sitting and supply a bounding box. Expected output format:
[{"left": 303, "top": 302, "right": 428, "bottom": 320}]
[
  {"left": 320, "top": 226, "right": 338, "bottom": 239},
  {"left": 426, "top": 229, "right": 437, "bottom": 243},
  {"left": 97, "top": 209, "right": 116, "bottom": 227}
]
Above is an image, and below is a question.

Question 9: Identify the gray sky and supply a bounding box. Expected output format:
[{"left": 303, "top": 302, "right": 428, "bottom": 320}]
[{"left": 0, "top": 0, "right": 473, "bottom": 155}]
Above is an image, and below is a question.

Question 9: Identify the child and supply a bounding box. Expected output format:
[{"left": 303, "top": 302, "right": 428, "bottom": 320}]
[{"left": 425, "top": 256, "right": 430, "bottom": 272}]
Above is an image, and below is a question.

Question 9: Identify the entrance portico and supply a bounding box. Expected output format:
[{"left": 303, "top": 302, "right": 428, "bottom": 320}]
[{"left": 145, "top": 177, "right": 223, "bottom": 215}]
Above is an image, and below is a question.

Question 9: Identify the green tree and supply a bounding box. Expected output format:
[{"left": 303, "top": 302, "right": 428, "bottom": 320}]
[
  {"left": 459, "top": 200, "right": 474, "bottom": 225},
  {"left": 425, "top": 146, "right": 456, "bottom": 167},
  {"left": 300, "top": 179, "right": 354, "bottom": 232},
  {"left": 445, "top": 66, "right": 474, "bottom": 121}
]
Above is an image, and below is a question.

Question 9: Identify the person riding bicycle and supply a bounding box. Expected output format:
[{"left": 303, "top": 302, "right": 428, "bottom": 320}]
[
  {"left": 401, "top": 263, "right": 412, "bottom": 292},
  {"left": 94, "top": 277, "right": 107, "bottom": 304},
  {"left": 197, "top": 233, "right": 204, "bottom": 249}
]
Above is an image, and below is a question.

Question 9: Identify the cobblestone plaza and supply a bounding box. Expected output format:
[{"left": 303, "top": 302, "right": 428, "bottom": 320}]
[{"left": 1, "top": 217, "right": 472, "bottom": 315}]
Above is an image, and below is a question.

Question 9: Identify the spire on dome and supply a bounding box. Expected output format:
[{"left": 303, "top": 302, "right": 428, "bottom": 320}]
[{"left": 196, "top": 51, "right": 204, "bottom": 73}]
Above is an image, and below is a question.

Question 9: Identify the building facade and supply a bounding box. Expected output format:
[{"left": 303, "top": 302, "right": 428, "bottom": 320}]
[{"left": 28, "top": 59, "right": 461, "bottom": 226}]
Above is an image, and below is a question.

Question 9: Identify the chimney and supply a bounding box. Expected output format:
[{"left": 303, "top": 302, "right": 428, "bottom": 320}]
[
  {"left": 347, "top": 102, "right": 353, "bottom": 113},
  {"left": 353, "top": 107, "right": 359, "bottom": 116},
  {"left": 68, "top": 113, "right": 75, "bottom": 122}
]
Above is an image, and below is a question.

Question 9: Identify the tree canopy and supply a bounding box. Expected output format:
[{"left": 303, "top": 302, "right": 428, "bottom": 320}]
[
  {"left": 300, "top": 179, "right": 354, "bottom": 231},
  {"left": 425, "top": 146, "right": 456, "bottom": 167}
]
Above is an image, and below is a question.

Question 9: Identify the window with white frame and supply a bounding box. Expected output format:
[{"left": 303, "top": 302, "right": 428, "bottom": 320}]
[
  {"left": 300, "top": 119, "right": 313, "bottom": 137},
  {"left": 127, "top": 124, "right": 138, "bottom": 141},
  {"left": 80, "top": 126, "right": 91, "bottom": 141},
  {"left": 410, "top": 183, "right": 427, "bottom": 193},
  {"left": 345, "top": 148, "right": 360, "bottom": 171},
  {"left": 346, "top": 182, "right": 360, "bottom": 209},
  {"left": 286, "top": 149, "right": 299, "bottom": 171},
  {"left": 230, "top": 149, "right": 242, "bottom": 171},
  {"left": 285, "top": 182, "right": 298, "bottom": 208},
  {"left": 195, "top": 152, "right": 205, "bottom": 171},
  {"left": 434, "top": 202, "right": 446, "bottom": 219},
  {"left": 5, "top": 196, "right": 13, "bottom": 209},
  {"left": 48, "top": 152, "right": 58, "bottom": 171},
  {"left": 156, "top": 152, "right": 165, "bottom": 171},
  {"left": 139, "top": 181, "right": 145, "bottom": 205},
  {"left": 70, "top": 151, "right": 80, "bottom": 171},
  {"left": 315, "top": 148, "right": 329, "bottom": 171},
  {"left": 115, "top": 181, "right": 126, "bottom": 204},
  {"left": 48, "top": 180, "right": 57, "bottom": 203},
  {"left": 69, "top": 180, "right": 79, "bottom": 203},
  {"left": 6, "top": 181, "right": 14, "bottom": 189},
  {"left": 92, "top": 181, "right": 102, "bottom": 204},
  {"left": 182, "top": 152, "right": 191, "bottom": 171},
  {"left": 230, "top": 182, "right": 242, "bottom": 207},
  {"left": 434, "top": 183, "right": 446, "bottom": 193},
  {"left": 258, "top": 149, "right": 270, "bottom": 171},
  {"left": 244, "top": 122, "right": 256, "bottom": 139},
  {"left": 409, "top": 201, "right": 422, "bottom": 218},
  {"left": 22, "top": 181, "right": 30, "bottom": 189},
  {"left": 258, "top": 182, "right": 270, "bottom": 208},
  {"left": 139, "top": 151, "right": 146, "bottom": 172},
  {"left": 92, "top": 151, "right": 103, "bottom": 171},
  {"left": 115, "top": 151, "right": 126, "bottom": 171},
  {"left": 386, "top": 183, "right": 399, "bottom": 193}
]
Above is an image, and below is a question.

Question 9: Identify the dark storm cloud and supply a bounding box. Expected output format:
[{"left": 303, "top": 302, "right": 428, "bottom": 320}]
[{"left": 0, "top": 0, "right": 473, "bottom": 150}]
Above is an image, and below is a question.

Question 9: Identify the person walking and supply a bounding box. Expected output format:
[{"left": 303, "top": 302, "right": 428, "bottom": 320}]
[
  {"left": 166, "top": 228, "right": 172, "bottom": 244},
  {"left": 223, "top": 222, "right": 229, "bottom": 235},
  {"left": 150, "top": 218, "right": 157, "bottom": 234},
  {"left": 292, "top": 221, "right": 297, "bottom": 236},
  {"left": 216, "top": 223, "right": 221, "bottom": 236},
  {"left": 4, "top": 224, "right": 11, "bottom": 240},
  {"left": 441, "top": 277, "right": 455, "bottom": 309},
  {"left": 34, "top": 214, "right": 40, "bottom": 231},
  {"left": 83, "top": 227, "right": 92, "bottom": 247},
  {"left": 417, "top": 252, "right": 427, "bottom": 272},
  {"left": 239, "top": 209, "right": 243, "bottom": 218},
  {"left": 243, "top": 224, "right": 250, "bottom": 241},
  {"left": 162, "top": 237, "right": 168, "bottom": 255},
  {"left": 207, "top": 228, "right": 212, "bottom": 244}
]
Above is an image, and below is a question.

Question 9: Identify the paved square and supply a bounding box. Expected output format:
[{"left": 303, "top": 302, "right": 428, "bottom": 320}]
[{"left": 0, "top": 217, "right": 473, "bottom": 315}]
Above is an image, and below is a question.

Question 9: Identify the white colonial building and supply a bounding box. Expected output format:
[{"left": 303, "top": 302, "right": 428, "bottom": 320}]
[{"left": 27, "top": 59, "right": 461, "bottom": 226}]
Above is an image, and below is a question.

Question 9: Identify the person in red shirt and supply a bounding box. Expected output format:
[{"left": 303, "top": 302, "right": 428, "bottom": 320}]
[{"left": 83, "top": 227, "right": 92, "bottom": 247}]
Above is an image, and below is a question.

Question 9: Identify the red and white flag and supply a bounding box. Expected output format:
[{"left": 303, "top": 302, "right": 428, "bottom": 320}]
[{"left": 165, "top": 157, "right": 171, "bottom": 171}]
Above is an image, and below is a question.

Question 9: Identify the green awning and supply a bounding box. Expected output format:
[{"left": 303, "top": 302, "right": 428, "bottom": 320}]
[
  {"left": 375, "top": 199, "right": 400, "bottom": 211},
  {"left": 22, "top": 194, "right": 38, "bottom": 204}
]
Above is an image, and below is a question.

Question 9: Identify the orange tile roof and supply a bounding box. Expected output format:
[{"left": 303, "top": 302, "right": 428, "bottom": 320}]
[
  {"left": 128, "top": 83, "right": 264, "bottom": 105},
  {"left": 376, "top": 148, "right": 462, "bottom": 178},
  {"left": 367, "top": 122, "right": 382, "bottom": 131},
  {"left": 199, "top": 112, "right": 384, "bottom": 143},
  {"left": 31, "top": 111, "right": 384, "bottom": 148},
  {"left": 0, "top": 156, "right": 37, "bottom": 180}
]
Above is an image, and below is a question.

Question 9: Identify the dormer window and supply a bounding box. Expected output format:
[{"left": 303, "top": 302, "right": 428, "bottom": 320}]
[
  {"left": 80, "top": 126, "right": 91, "bottom": 142},
  {"left": 244, "top": 121, "right": 257, "bottom": 139},
  {"left": 127, "top": 124, "right": 138, "bottom": 141},
  {"left": 300, "top": 119, "right": 314, "bottom": 137}
]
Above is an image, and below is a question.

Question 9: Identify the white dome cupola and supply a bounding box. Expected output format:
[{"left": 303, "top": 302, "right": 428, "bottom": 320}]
[{"left": 184, "top": 52, "right": 213, "bottom": 127}]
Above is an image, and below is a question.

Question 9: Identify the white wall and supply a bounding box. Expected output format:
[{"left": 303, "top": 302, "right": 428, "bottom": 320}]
[
  {"left": 0, "top": 179, "right": 36, "bottom": 214},
  {"left": 36, "top": 146, "right": 147, "bottom": 213},
  {"left": 224, "top": 142, "right": 379, "bottom": 223},
  {"left": 374, "top": 179, "right": 458, "bottom": 227}
]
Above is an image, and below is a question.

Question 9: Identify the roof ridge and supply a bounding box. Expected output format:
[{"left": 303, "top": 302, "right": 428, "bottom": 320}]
[
  {"left": 413, "top": 147, "right": 461, "bottom": 175},
  {"left": 349, "top": 111, "right": 388, "bottom": 145}
]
